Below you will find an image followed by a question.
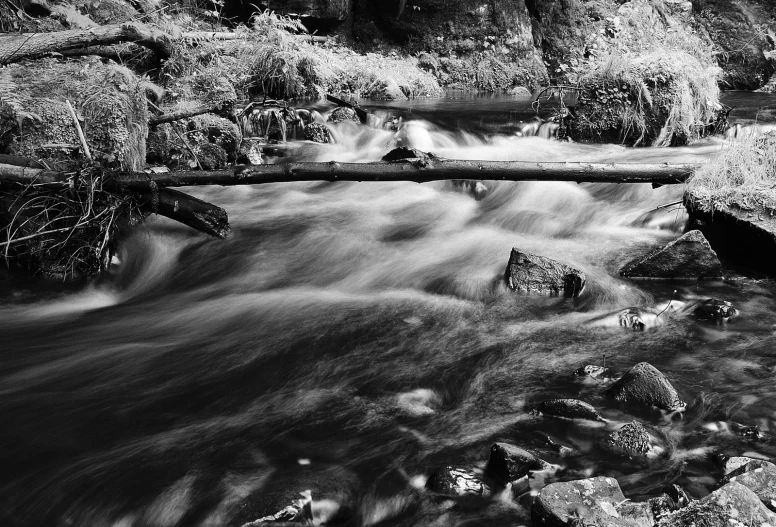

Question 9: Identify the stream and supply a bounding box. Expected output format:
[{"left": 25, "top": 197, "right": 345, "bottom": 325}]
[{"left": 1, "top": 92, "right": 776, "bottom": 527}]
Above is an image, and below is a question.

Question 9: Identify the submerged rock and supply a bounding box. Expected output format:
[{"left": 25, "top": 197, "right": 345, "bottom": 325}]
[
  {"left": 504, "top": 249, "right": 585, "bottom": 297},
  {"left": 620, "top": 230, "right": 723, "bottom": 280},
  {"left": 485, "top": 443, "right": 551, "bottom": 485},
  {"left": 693, "top": 299, "right": 739, "bottom": 322},
  {"left": 601, "top": 421, "right": 652, "bottom": 459},
  {"left": 529, "top": 399, "right": 604, "bottom": 422},
  {"left": 658, "top": 481, "right": 776, "bottom": 526},
  {"left": 426, "top": 466, "right": 490, "bottom": 497},
  {"left": 604, "top": 362, "right": 686, "bottom": 412}
]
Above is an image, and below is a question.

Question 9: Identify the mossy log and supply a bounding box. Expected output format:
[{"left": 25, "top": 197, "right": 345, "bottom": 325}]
[
  {"left": 149, "top": 104, "right": 228, "bottom": 126},
  {"left": 0, "top": 159, "right": 698, "bottom": 190},
  {"left": 0, "top": 22, "right": 172, "bottom": 64}
]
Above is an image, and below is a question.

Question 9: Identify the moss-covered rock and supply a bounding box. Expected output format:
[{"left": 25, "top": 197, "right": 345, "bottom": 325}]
[
  {"left": 188, "top": 114, "right": 242, "bottom": 159},
  {"left": 0, "top": 58, "right": 148, "bottom": 171}
]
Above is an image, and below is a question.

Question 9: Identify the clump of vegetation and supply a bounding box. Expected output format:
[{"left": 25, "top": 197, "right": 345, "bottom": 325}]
[
  {"left": 687, "top": 133, "right": 776, "bottom": 212},
  {"left": 0, "top": 170, "right": 140, "bottom": 279},
  {"left": 159, "top": 10, "right": 442, "bottom": 103},
  {"left": 550, "top": 2, "right": 725, "bottom": 146}
]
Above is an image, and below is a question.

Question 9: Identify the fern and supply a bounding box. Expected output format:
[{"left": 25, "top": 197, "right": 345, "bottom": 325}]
[{"left": 0, "top": 68, "right": 39, "bottom": 126}]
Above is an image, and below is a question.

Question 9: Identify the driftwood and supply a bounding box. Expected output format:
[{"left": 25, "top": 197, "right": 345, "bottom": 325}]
[
  {"left": 0, "top": 22, "right": 173, "bottom": 64},
  {"left": 0, "top": 159, "right": 699, "bottom": 190},
  {"left": 137, "top": 188, "right": 230, "bottom": 238}
]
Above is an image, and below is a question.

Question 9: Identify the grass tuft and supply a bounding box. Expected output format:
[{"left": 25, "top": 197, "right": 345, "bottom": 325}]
[{"left": 687, "top": 133, "right": 776, "bottom": 212}]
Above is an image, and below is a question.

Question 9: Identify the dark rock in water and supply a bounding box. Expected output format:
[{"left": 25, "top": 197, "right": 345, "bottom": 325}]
[
  {"left": 604, "top": 362, "right": 686, "bottom": 412},
  {"left": 694, "top": 299, "right": 739, "bottom": 321},
  {"left": 601, "top": 421, "right": 651, "bottom": 459},
  {"left": 504, "top": 249, "right": 585, "bottom": 297},
  {"left": 532, "top": 476, "right": 650, "bottom": 527},
  {"left": 529, "top": 398, "right": 604, "bottom": 422},
  {"left": 575, "top": 364, "right": 614, "bottom": 380},
  {"left": 381, "top": 147, "right": 433, "bottom": 162},
  {"left": 619, "top": 230, "right": 723, "bottom": 279},
  {"left": 327, "top": 107, "right": 361, "bottom": 124},
  {"left": 485, "top": 443, "right": 551, "bottom": 485},
  {"left": 719, "top": 460, "right": 776, "bottom": 512},
  {"left": 663, "top": 484, "right": 691, "bottom": 509},
  {"left": 426, "top": 466, "right": 490, "bottom": 497},
  {"left": 304, "top": 122, "right": 331, "bottom": 143},
  {"left": 230, "top": 464, "right": 357, "bottom": 527},
  {"left": 448, "top": 180, "right": 488, "bottom": 200},
  {"left": 658, "top": 481, "right": 776, "bottom": 526}
]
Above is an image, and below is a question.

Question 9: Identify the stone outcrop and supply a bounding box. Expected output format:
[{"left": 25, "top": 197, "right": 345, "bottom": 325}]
[
  {"left": 532, "top": 477, "right": 656, "bottom": 527},
  {"left": 505, "top": 249, "right": 585, "bottom": 297},
  {"left": 719, "top": 460, "right": 776, "bottom": 511},
  {"left": 658, "top": 481, "right": 776, "bottom": 526},
  {"left": 605, "top": 362, "right": 686, "bottom": 412},
  {"left": 620, "top": 230, "right": 723, "bottom": 280}
]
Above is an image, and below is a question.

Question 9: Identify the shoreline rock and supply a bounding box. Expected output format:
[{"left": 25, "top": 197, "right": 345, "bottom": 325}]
[{"left": 620, "top": 230, "right": 723, "bottom": 280}]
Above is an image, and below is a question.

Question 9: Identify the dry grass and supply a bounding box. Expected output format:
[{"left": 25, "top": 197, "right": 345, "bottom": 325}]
[{"left": 687, "top": 133, "right": 776, "bottom": 212}]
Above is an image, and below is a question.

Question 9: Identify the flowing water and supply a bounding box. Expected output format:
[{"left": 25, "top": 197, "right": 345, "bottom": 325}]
[{"left": 2, "top": 93, "right": 776, "bottom": 527}]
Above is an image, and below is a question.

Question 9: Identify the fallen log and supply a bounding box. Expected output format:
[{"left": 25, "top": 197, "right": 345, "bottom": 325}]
[
  {"left": 137, "top": 188, "right": 230, "bottom": 238},
  {"left": 0, "top": 22, "right": 173, "bottom": 64},
  {"left": 0, "top": 159, "right": 699, "bottom": 190}
]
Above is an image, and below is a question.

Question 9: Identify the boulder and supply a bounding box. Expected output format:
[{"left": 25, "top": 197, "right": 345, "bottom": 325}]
[
  {"left": 719, "top": 460, "right": 776, "bottom": 511},
  {"left": 601, "top": 421, "right": 651, "bottom": 459},
  {"left": 304, "top": 122, "right": 331, "bottom": 143},
  {"left": 425, "top": 466, "right": 490, "bottom": 498},
  {"left": 720, "top": 456, "right": 771, "bottom": 476},
  {"left": 532, "top": 476, "right": 653, "bottom": 527},
  {"left": 485, "top": 443, "right": 551, "bottom": 485},
  {"left": 529, "top": 399, "right": 604, "bottom": 422},
  {"left": 604, "top": 362, "right": 686, "bottom": 412},
  {"left": 620, "top": 230, "right": 723, "bottom": 279},
  {"left": 693, "top": 299, "right": 739, "bottom": 322},
  {"left": 657, "top": 481, "right": 776, "bottom": 526},
  {"left": 327, "top": 107, "right": 361, "bottom": 124},
  {"left": 504, "top": 249, "right": 585, "bottom": 297}
]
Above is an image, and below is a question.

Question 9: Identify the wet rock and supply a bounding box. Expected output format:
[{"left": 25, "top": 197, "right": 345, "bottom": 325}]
[
  {"left": 303, "top": 122, "right": 331, "bottom": 143},
  {"left": 720, "top": 456, "right": 770, "bottom": 476},
  {"left": 531, "top": 477, "right": 654, "bottom": 527},
  {"left": 230, "top": 464, "right": 357, "bottom": 527},
  {"left": 657, "top": 481, "right": 776, "bottom": 526},
  {"left": 574, "top": 365, "right": 614, "bottom": 380},
  {"left": 485, "top": 443, "right": 551, "bottom": 485},
  {"left": 663, "top": 484, "right": 691, "bottom": 509},
  {"left": 504, "top": 249, "right": 585, "bottom": 297},
  {"left": 529, "top": 399, "right": 604, "bottom": 422},
  {"left": 618, "top": 307, "right": 649, "bottom": 331},
  {"left": 448, "top": 180, "right": 488, "bottom": 200},
  {"left": 620, "top": 230, "right": 723, "bottom": 280},
  {"left": 694, "top": 299, "right": 739, "bottom": 322},
  {"left": 425, "top": 466, "right": 490, "bottom": 497},
  {"left": 604, "top": 362, "right": 686, "bottom": 412},
  {"left": 601, "top": 421, "right": 651, "bottom": 459},
  {"left": 719, "top": 460, "right": 776, "bottom": 511},
  {"left": 327, "top": 107, "right": 361, "bottom": 125}
]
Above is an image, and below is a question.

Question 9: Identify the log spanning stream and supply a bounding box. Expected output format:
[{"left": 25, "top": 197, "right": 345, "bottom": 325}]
[{"left": 1, "top": 93, "right": 776, "bottom": 526}]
